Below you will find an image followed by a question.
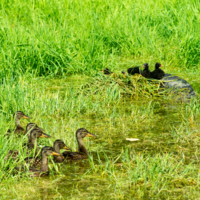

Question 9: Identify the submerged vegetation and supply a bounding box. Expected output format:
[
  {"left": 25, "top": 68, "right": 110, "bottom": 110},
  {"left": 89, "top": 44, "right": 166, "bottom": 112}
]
[
  {"left": 0, "top": 0, "right": 200, "bottom": 199},
  {"left": 1, "top": 75, "right": 200, "bottom": 199}
]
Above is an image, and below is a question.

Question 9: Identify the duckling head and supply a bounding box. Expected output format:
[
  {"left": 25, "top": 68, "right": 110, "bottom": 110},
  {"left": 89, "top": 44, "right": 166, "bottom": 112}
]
[
  {"left": 155, "top": 63, "right": 162, "bottom": 69},
  {"left": 41, "top": 146, "right": 61, "bottom": 157},
  {"left": 26, "top": 123, "right": 44, "bottom": 133},
  {"left": 30, "top": 128, "right": 51, "bottom": 140},
  {"left": 76, "top": 128, "right": 97, "bottom": 140},
  {"left": 143, "top": 63, "right": 149, "bottom": 69},
  {"left": 53, "top": 139, "right": 71, "bottom": 151},
  {"left": 102, "top": 68, "right": 112, "bottom": 74}
]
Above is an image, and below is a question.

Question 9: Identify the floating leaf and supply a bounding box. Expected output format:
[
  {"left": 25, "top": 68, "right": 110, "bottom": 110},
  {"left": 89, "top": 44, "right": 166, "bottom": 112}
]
[{"left": 126, "top": 138, "right": 140, "bottom": 141}]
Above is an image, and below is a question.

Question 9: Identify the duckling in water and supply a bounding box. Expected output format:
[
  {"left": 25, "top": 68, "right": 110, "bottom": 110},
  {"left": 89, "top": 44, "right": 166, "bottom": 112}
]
[
  {"left": 26, "top": 139, "right": 71, "bottom": 167},
  {"left": 26, "top": 128, "right": 51, "bottom": 151},
  {"left": 16, "top": 146, "right": 61, "bottom": 177},
  {"left": 53, "top": 140, "right": 71, "bottom": 163},
  {"left": 26, "top": 123, "right": 45, "bottom": 144},
  {"left": 24, "top": 128, "right": 51, "bottom": 165},
  {"left": 5, "top": 129, "right": 51, "bottom": 162},
  {"left": 7, "top": 111, "right": 30, "bottom": 135},
  {"left": 63, "top": 128, "right": 96, "bottom": 161}
]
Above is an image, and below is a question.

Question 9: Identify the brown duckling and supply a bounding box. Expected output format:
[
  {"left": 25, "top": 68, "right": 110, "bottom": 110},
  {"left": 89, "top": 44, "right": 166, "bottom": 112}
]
[
  {"left": 26, "top": 128, "right": 51, "bottom": 151},
  {"left": 5, "top": 129, "right": 51, "bottom": 162},
  {"left": 26, "top": 140, "right": 71, "bottom": 167},
  {"left": 26, "top": 123, "right": 45, "bottom": 144},
  {"left": 24, "top": 129, "right": 51, "bottom": 166},
  {"left": 63, "top": 128, "right": 96, "bottom": 161},
  {"left": 7, "top": 111, "right": 30, "bottom": 135},
  {"left": 4, "top": 150, "right": 19, "bottom": 161},
  {"left": 53, "top": 140, "right": 71, "bottom": 163},
  {"left": 17, "top": 146, "right": 61, "bottom": 177}
]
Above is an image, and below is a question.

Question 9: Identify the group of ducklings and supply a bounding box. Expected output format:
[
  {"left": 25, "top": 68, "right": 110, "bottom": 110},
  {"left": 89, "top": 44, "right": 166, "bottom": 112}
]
[
  {"left": 6, "top": 111, "right": 96, "bottom": 177},
  {"left": 103, "top": 63, "right": 165, "bottom": 80}
]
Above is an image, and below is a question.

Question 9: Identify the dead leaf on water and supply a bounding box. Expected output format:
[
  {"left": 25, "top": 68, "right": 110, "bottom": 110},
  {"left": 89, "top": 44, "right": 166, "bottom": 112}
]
[{"left": 126, "top": 138, "right": 140, "bottom": 141}]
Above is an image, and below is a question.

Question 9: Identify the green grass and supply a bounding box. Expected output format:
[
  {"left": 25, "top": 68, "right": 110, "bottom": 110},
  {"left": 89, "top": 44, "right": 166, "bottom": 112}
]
[
  {"left": 0, "top": 0, "right": 200, "bottom": 78},
  {"left": 0, "top": 0, "right": 200, "bottom": 199}
]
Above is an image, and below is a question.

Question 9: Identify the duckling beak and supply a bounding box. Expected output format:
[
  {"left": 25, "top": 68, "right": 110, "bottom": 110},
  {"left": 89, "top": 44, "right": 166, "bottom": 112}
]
[
  {"left": 87, "top": 133, "right": 97, "bottom": 137},
  {"left": 64, "top": 146, "right": 71, "bottom": 151},
  {"left": 23, "top": 115, "right": 30, "bottom": 119},
  {"left": 52, "top": 152, "right": 61, "bottom": 156},
  {"left": 160, "top": 65, "right": 163, "bottom": 67},
  {"left": 40, "top": 133, "right": 51, "bottom": 138},
  {"left": 143, "top": 65, "right": 145, "bottom": 68}
]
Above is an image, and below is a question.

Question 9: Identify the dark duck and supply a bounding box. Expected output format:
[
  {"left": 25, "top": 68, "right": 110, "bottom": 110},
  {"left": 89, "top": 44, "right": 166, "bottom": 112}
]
[
  {"left": 127, "top": 66, "right": 140, "bottom": 75},
  {"left": 151, "top": 63, "right": 165, "bottom": 80},
  {"left": 141, "top": 63, "right": 151, "bottom": 78},
  {"left": 102, "top": 68, "right": 113, "bottom": 75}
]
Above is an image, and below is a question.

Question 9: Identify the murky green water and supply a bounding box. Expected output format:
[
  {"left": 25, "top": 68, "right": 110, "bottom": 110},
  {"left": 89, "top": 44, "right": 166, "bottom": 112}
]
[{"left": 2, "top": 76, "right": 200, "bottom": 199}]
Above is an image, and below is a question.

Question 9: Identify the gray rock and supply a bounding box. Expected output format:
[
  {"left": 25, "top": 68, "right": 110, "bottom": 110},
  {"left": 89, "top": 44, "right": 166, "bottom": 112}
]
[{"left": 161, "top": 73, "right": 196, "bottom": 100}]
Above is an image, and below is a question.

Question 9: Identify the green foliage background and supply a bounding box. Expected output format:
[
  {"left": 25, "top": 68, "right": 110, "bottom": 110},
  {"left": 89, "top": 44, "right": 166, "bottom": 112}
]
[
  {"left": 0, "top": 0, "right": 199, "bottom": 78},
  {"left": 0, "top": 0, "right": 200, "bottom": 199}
]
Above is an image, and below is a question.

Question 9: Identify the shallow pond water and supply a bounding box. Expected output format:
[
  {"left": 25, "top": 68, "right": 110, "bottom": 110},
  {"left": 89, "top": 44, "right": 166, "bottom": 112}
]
[{"left": 2, "top": 76, "right": 200, "bottom": 199}]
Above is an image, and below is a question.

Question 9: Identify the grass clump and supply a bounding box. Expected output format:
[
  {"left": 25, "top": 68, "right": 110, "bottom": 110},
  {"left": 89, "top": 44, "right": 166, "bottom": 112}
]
[
  {"left": 85, "top": 150, "right": 199, "bottom": 199},
  {"left": 81, "top": 73, "right": 161, "bottom": 99},
  {"left": 81, "top": 73, "right": 195, "bottom": 101},
  {"left": 0, "top": 0, "right": 200, "bottom": 78}
]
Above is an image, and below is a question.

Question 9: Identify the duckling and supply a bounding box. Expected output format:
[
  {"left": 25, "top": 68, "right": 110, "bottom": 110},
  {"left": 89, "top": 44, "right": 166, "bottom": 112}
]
[
  {"left": 63, "top": 128, "right": 96, "bottom": 161},
  {"left": 26, "top": 140, "right": 71, "bottom": 167},
  {"left": 127, "top": 66, "right": 140, "bottom": 75},
  {"left": 5, "top": 129, "right": 51, "bottom": 162},
  {"left": 151, "top": 63, "right": 165, "bottom": 80},
  {"left": 53, "top": 140, "right": 71, "bottom": 163},
  {"left": 121, "top": 70, "right": 126, "bottom": 75},
  {"left": 26, "top": 128, "right": 51, "bottom": 151},
  {"left": 4, "top": 150, "right": 19, "bottom": 161},
  {"left": 7, "top": 111, "right": 30, "bottom": 135},
  {"left": 26, "top": 123, "right": 44, "bottom": 144},
  {"left": 141, "top": 63, "right": 151, "bottom": 78},
  {"left": 24, "top": 129, "right": 51, "bottom": 165},
  {"left": 16, "top": 146, "right": 61, "bottom": 177},
  {"left": 102, "top": 68, "right": 113, "bottom": 75}
]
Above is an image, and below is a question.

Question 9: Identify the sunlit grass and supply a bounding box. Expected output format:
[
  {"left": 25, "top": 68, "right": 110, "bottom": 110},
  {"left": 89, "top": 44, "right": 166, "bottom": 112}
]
[
  {"left": 0, "top": 0, "right": 200, "bottom": 79},
  {"left": 0, "top": 0, "right": 200, "bottom": 198}
]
